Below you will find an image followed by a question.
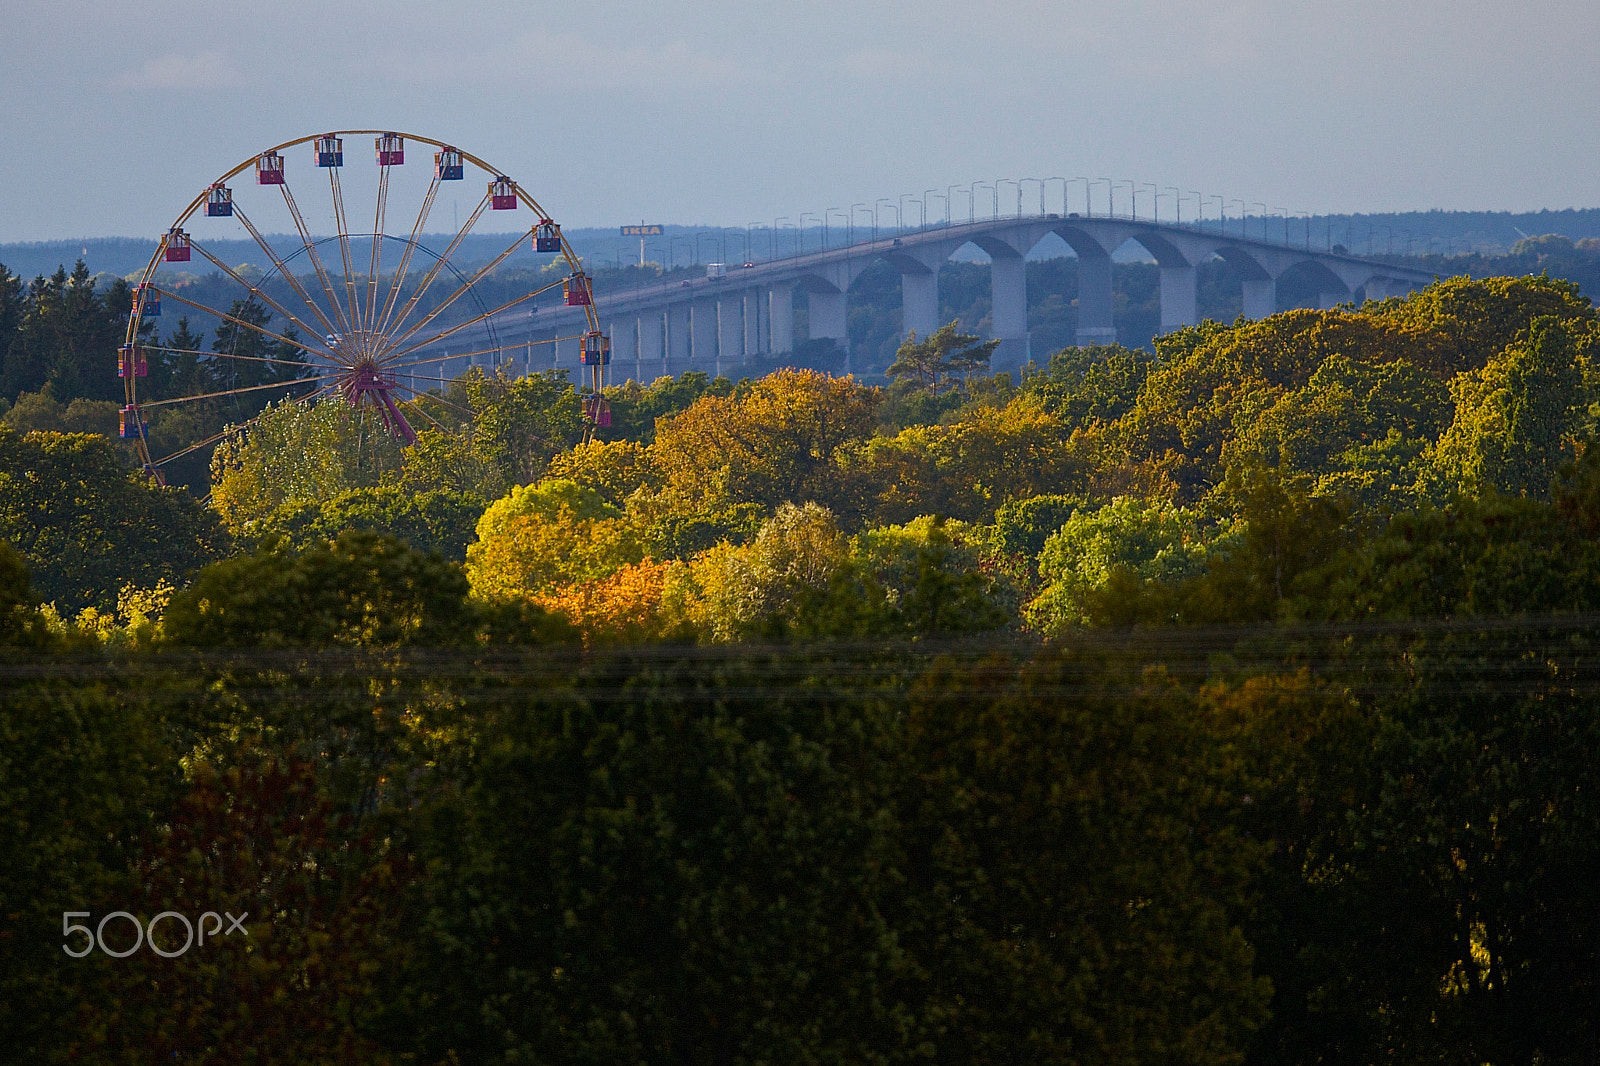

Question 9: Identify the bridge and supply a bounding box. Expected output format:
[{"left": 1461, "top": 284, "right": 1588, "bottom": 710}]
[{"left": 501, "top": 211, "right": 1439, "bottom": 382}]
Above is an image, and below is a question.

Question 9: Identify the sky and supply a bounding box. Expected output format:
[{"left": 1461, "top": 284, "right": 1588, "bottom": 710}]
[{"left": 2, "top": 0, "right": 1597, "bottom": 242}]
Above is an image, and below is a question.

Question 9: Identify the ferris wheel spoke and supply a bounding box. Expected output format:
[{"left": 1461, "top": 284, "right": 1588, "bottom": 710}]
[
  {"left": 152, "top": 286, "right": 335, "bottom": 364},
  {"left": 375, "top": 172, "right": 441, "bottom": 339},
  {"left": 385, "top": 379, "right": 482, "bottom": 420},
  {"left": 327, "top": 166, "right": 363, "bottom": 340},
  {"left": 136, "top": 370, "right": 345, "bottom": 410},
  {"left": 233, "top": 204, "right": 345, "bottom": 342},
  {"left": 189, "top": 240, "right": 348, "bottom": 364},
  {"left": 380, "top": 278, "right": 565, "bottom": 365},
  {"left": 386, "top": 332, "right": 585, "bottom": 373},
  {"left": 382, "top": 191, "right": 490, "bottom": 343},
  {"left": 146, "top": 343, "right": 330, "bottom": 371},
  {"left": 378, "top": 234, "right": 547, "bottom": 358},
  {"left": 148, "top": 385, "right": 336, "bottom": 469},
  {"left": 392, "top": 395, "right": 456, "bottom": 436},
  {"left": 364, "top": 163, "right": 392, "bottom": 335},
  {"left": 279, "top": 181, "right": 355, "bottom": 336}
]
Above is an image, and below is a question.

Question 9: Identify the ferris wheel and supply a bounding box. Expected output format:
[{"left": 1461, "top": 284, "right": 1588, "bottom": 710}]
[{"left": 118, "top": 130, "right": 612, "bottom": 486}]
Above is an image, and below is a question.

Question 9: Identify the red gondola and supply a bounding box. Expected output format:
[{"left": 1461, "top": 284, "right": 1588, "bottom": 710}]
[
  {"left": 119, "top": 406, "right": 147, "bottom": 439},
  {"left": 315, "top": 134, "right": 343, "bottom": 168},
  {"left": 134, "top": 284, "right": 160, "bottom": 317},
  {"left": 580, "top": 331, "right": 611, "bottom": 366},
  {"left": 164, "top": 228, "right": 191, "bottom": 263},
  {"left": 490, "top": 176, "right": 517, "bottom": 210},
  {"left": 581, "top": 396, "right": 612, "bottom": 428},
  {"left": 256, "top": 150, "right": 284, "bottom": 184},
  {"left": 534, "top": 220, "right": 562, "bottom": 253},
  {"left": 256, "top": 151, "right": 285, "bottom": 185},
  {"left": 204, "top": 183, "right": 233, "bottom": 217},
  {"left": 564, "top": 272, "right": 592, "bottom": 306},
  {"left": 435, "top": 147, "right": 464, "bottom": 181},
  {"left": 375, "top": 133, "right": 404, "bottom": 166},
  {"left": 118, "top": 344, "right": 148, "bottom": 379}
]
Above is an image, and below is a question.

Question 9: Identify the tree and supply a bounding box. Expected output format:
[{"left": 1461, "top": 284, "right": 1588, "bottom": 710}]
[
  {"left": 894, "top": 648, "right": 1271, "bottom": 1066},
  {"left": 648, "top": 368, "right": 879, "bottom": 519},
  {"left": 257, "top": 484, "right": 488, "bottom": 561},
  {"left": 1420, "top": 316, "right": 1586, "bottom": 500},
  {"left": 886, "top": 320, "right": 998, "bottom": 393},
  {"left": 0, "top": 425, "right": 229, "bottom": 612},
  {"left": 465, "top": 479, "right": 643, "bottom": 601},
  {"left": 210, "top": 397, "right": 406, "bottom": 539},
  {"left": 163, "top": 529, "right": 487, "bottom": 648},
  {"left": 1026, "top": 495, "right": 1227, "bottom": 632}
]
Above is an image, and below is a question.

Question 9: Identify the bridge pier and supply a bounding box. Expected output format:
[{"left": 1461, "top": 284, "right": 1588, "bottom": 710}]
[
  {"left": 1159, "top": 264, "right": 1198, "bottom": 333},
  {"left": 769, "top": 284, "right": 794, "bottom": 354},
  {"left": 902, "top": 269, "right": 940, "bottom": 340},
  {"left": 610, "top": 317, "right": 638, "bottom": 382},
  {"left": 667, "top": 303, "right": 691, "bottom": 370},
  {"left": 744, "top": 287, "right": 764, "bottom": 357},
  {"left": 1075, "top": 250, "right": 1117, "bottom": 346},
  {"left": 691, "top": 298, "right": 716, "bottom": 368},
  {"left": 1242, "top": 279, "right": 1277, "bottom": 319},
  {"left": 1317, "top": 288, "right": 1351, "bottom": 310},
  {"left": 808, "top": 289, "right": 847, "bottom": 345},
  {"left": 718, "top": 295, "right": 743, "bottom": 375},
  {"left": 639, "top": 310, "right": 664, "bottom": 378},
  {"left": 990, "top": 254, "right": 1029, "bottom": 371}
]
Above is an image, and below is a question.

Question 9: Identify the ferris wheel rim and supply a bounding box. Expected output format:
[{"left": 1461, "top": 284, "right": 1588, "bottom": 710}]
[{"left": 120, "top": 128, "right": 607, "bottom": 476}]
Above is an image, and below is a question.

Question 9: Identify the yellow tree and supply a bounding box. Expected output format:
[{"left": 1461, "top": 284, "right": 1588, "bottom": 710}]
[{"left": 466, "top": 479, "right": 643, "bottom": 601}]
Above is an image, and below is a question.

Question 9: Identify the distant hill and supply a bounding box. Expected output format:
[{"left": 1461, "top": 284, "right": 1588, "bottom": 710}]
[{"left": 6, "top": 210, "right": 1600, "bottom": 282}]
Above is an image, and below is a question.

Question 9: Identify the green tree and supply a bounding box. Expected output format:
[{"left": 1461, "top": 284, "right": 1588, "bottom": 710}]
[
  {"left": 0, "top": 425, "right": 229, "bottom": 612},
  {"left": 163, "top": 529, "right": 488, "bottom": 649},
  {"left": 1421, "top": 316, "right": 1586, "bottom": 500},
  {"left": 886, "top": 320, "right": 998, "bottom": 393},
  {"left": 210, "top": 397, "right": 406, "bottom": 539}
]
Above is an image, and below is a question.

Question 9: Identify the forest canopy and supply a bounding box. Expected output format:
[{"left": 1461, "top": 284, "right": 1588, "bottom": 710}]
[{"left": 6, "top": 268, "right": 1600, "bottom": 1063}]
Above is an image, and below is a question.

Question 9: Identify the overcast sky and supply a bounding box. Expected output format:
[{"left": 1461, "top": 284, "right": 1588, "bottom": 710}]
[{"left": 2, "top": 0, "right": 1596, "bottom": 242}]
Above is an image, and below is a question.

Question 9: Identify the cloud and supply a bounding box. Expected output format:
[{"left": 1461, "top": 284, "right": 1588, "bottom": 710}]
[{"left": 111, "top": 50, "right": 243, "bottom": 90}]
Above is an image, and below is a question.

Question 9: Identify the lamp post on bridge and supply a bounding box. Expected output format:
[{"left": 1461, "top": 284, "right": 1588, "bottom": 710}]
[
  {"left": 1119, "top": 180, "right": 1139, "bottom": 220},
  {"left": 1205, "top": 195, "right": 1223, "bottom": 233},
  {"left": 1045, "top": 177, "right": 1068, "bottom": 215},
  {"left": 1228, "top": 200, "right": 1245, "bottom": 238},
  {"left": 825, "top": 208, "right": 846, "bottom": 250},
  {"left": 1139, "top": 183, "right": 1159, "bottom": 223},
  {"left": 669, "top": 235, "right": 690, "bottom": 269},
  {"left": 850, "top": 203, "right": 869, "bottom": 246},
  {"left": 1094, "top": 179, "right": 1113, "bottom": 217},
  {"left": 899, "top": 193, "right": 914, "bottom": 233},
  {"left": 1020, "top": 177, "right": 1044, "bottom": 216},
  {"left": 996, "top": 178, "right": 1020, "bottom": 219},
  {"left": 970, "top": 181, "right": 993, "bottom": 222},
  {"left": 947, "top": 184, "right": 964, "bottom": 226},
  {"left": 773, "top": 217, "right": 790, "bottom": 259},
  {"left": 798, "top": 213, "right": 818, "bottom": 256},
  {"left": 925, "top": 190, "right": 946, "bottom": 228},
  {"left": 1252, "top": 203, "right": 1268, "bottom": 242},
  {"left": 876, "top": 199, "right": 900, "bottom": 240},
  {"left": 1071, "top": 178, "right": 1092, "bottom": 216}
]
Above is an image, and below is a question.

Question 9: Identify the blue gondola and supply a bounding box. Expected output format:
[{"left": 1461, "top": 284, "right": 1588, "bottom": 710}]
[
  {"left": 435, "top": 147, "right": 463, "bottom": 181},
  {"left": 315, "top": 134, "right": 343, "bottom": 168},
  {"left": 534, "top": 220, "right": 562, "bottom": 253},
  {"left": 205, "top": 183, "right": 233, "bottom": 217}
]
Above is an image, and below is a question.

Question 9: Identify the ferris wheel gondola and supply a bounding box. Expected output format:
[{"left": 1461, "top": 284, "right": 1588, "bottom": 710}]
[{"left": 120, "top": 129, "right": 607, "bottom": 487}]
